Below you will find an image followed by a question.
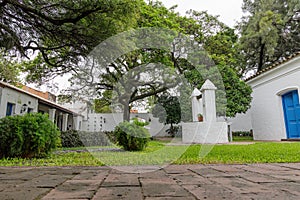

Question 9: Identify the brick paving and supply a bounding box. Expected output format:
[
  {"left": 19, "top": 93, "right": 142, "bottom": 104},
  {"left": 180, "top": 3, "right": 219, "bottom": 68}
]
[{"left": 0, "top": 163, "right": 300, "bottom": 199}]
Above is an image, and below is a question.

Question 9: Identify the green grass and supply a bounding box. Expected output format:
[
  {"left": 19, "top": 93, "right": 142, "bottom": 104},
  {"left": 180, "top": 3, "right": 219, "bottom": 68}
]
[{"left": 0, "top": 141, "right": 300, "bottom": 166}]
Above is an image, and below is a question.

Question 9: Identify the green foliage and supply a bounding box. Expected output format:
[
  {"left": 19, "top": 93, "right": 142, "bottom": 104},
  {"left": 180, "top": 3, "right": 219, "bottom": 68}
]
[
  {"left": 239, "top": 0, "right": 300, "bottom": 72},
  {"left": 131, "top": 117, "right": 150, "bottom": 127},
  {"left": 219, "top": 65, "right": 252, "bottom": 117},
  {"left": 0, "top": 49, "right": 22, "bottom": 85},
  {"left": 1, "top": 0, "right": 140, "bottom": 82},
  {"left": 61, "top": 130, "right": 113, "bottom": 148},
  {"left": 94, "top": 90, "right": 113, "bottom": 113},
  {"left": 61, "top": 130, "right": 84, "bottom": 148},
  {"left": 0, "top": 116, "right": 24, "bottom": 158},
  {"left": 0, "top": 113, "right": 61, "bottom": 158},
  {"left": 152, "top": 94, "right": 181, "bottom": 125},
  {"left": 114, "top": 121, "right": 150, "bottom": 151},
  {"left": 232, "top": 131, "right": 253, "bottom": 137},
  {"left": 152, "top": 93, "right": 181, "bottom": 136}
]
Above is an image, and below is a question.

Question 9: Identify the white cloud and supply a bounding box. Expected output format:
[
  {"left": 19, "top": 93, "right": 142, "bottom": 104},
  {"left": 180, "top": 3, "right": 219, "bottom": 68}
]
[{"left": 160, "top": 0, "right": 244, "bottom": 27}]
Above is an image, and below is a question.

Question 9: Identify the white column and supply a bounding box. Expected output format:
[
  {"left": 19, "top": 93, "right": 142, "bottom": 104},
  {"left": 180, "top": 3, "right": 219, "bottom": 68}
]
[
  {"left": 191, "top": 88, "right": 202, "bottom": 122},
  {"left": 200, "top": 79, "right": 217, "bottom": 123},
  {"left": 73, "top": 116, "right": 82, "bottom": 131},
  {"left": 62, "top": 113, "right": 69, "bottom": 132},
  {"left": 48, "top": 109, "right": 56, "bottom": 122}
]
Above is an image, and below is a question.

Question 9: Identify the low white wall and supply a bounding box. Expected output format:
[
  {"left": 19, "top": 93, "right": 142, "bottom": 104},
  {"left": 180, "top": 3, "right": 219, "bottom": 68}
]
[
  {"left": 82, "top": 113, "right": 167, "bottom": 137},
  {"left": 229, "top": 111, "right": 253, "bottom": 133},
  {"left": 182, "top": 122, "right": 228, "bottom": 143}
]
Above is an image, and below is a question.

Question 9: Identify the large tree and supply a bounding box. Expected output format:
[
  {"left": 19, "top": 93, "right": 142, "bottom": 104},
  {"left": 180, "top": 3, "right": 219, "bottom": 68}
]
[
  {"left": 70, "top": 2, "right": 252, "bottom": 120},
  {"left": 0, "top": 0, "right": 139, "bottom": 82},
  {"left": 238, "top": 0, "right": 300, "bottom": 73}
]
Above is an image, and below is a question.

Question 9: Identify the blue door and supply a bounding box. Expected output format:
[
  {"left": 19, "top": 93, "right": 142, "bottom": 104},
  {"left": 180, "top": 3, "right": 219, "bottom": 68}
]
[{"left": 282, "top": 90, "right": 300, "bottom": 138}]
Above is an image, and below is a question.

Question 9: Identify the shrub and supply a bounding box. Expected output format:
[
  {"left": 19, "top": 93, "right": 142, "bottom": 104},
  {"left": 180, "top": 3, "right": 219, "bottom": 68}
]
[
  {"left": 232, "top": 131, "right": 253, "bottom": 137},
  {"left": 131, "top": 117, "right": 150, "bottom": 127},
  {"left": 61, "top": 130, "right": 84, "bottom": 148},
  {"left": 104, "top": 131, "right": 118, "bottom": 144},
  {"left": 0, "top": 113, "right": 61, "bottom": 158},
  {"left": 61, "top": 130, "right": 112, "bottom": 148},
  {"left": 114, "top": 121, "right": 150, "bottom": 151},
  {"left": 0, "top": 116, "right": 24, "bottom": 158}
]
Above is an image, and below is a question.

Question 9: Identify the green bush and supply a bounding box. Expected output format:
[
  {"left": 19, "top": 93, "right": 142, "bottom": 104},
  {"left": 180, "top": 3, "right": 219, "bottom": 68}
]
[
  {"left": 104, "top": 131, "right": 118, "bottom": 144},
  {"left": 0, "top": 113, "right": 61, "bottom": 158},
  {"left": 131, "top": 117, "right": 150, "bottom": 127},
  {"left": 232, "top": 131, "right": 253, "bottom": 137},
  {"left": 61, "top": 130, "right": 84, "bottom": 148},
  {"left": 114, "top": 121, "right": 150, "bottom": 151},
  {"left": 61, "top": 130, "right": 112, "bottom": 148},
  {"left": 0, "top": 116, "right": 24, "bottom": 158}
]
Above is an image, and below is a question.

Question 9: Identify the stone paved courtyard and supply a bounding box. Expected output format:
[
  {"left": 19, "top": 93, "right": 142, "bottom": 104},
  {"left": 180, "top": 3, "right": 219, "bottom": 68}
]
[{"left": 1, "top": 163, "right": 300, "bottom": 199}]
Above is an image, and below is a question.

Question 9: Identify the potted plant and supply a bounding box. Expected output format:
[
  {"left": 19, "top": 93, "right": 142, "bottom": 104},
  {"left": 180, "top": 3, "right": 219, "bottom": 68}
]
[{"left": 197, "top": 113, "right": 203, "bottom": 122}]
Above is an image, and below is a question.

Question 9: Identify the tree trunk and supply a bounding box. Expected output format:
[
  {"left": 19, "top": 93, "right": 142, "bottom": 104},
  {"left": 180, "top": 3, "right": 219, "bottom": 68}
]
[
  {"left": 123, "top": 103, "right": 130, "bottom": 122},
  {"left": 170, "top": 123, "right": 174, "bottom": 137},
  {"left": 258, "top": 38, "right": 265, "bottom": 72}
]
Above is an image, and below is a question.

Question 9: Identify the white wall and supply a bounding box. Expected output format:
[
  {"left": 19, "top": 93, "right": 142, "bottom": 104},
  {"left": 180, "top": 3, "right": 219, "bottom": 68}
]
[
  {"left": 229, "top": 111, "right": 252, "bottom": 133},
  {"left": 241, "top": 56, "right": 300, "bottom": 140},
  {"left": 82, "top": 113, "right": 167, "bottom": 136},
  {"left": 0, "top": 87, "right": 38, "bottom": 118}
]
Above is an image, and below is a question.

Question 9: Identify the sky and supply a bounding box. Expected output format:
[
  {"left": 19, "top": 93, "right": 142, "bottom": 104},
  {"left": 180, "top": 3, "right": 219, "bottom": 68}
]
[{"left": 160, "top": 0, "right": 244, "bottom": 27}]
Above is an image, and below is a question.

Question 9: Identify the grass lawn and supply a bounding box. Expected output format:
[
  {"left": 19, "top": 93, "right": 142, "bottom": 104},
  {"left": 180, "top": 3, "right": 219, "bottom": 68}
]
[{"left": 0, "top": 141, "right": 300, "bottom": 166}]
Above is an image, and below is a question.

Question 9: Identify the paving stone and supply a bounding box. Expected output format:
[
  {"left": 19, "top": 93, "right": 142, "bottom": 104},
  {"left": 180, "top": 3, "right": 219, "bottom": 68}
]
[
  {"left": 42, "top": 179, "right": 102, "bottom": 199},
  {"left": 182, "top": 184, "right": 239, "bottom": 200},
  {"left": 145, "top": 197, "right": 196, "bottom": 200},
  {"left": 142, "top": 183, "right": 192, "bottom": 197},
  {"left": 269, "top": 174, "right": 300, "bottom": 182},
  {"left": 110, "top": 165, "right": 161, "bottom": 174},
  {"left": 163, "top": 165, "right": 189, "bottom": 174},
  {"left": 275, "top": 163, "right": 300, "bottom": 170},
  {"left": 0, "top": 180, "right": 26, "bottom": 192},
  {"left": 262, "top": 182, "right": 300, "bottom": 196},
  {"left": 92, "top": 186, "right": 142, "bottom": 200},
  {"left": 0, "top": 188, "right": 50, "bottom": 200},
  {"left": 102, "top": 173, "right": 140, "bottom": 187},
  {"left": 190, "top": 167, "right": 234, "bottom": 178},
  {"left": 210, "top": 177, "right": 275, "bottom": 194},
  {"left": 237, "top": 172, "right": 286, "bottom": 183},
  {"left": 140, "top": 169, "right": 170, "bottom": 179},
  {"left": 237, "top": 164, "right": 293, "bottom": 174},
  {"left": 168, "top": 172, "right": 214, "bottom": 185},
  {"left": 19, "top": 174, "right": 71, "bottom": 188},
  {"left": 1, "top": 164, "right": 300, "bottom": 199},
  {"left": 209, "top": 165, "right": 247, "bottom": 173},
  {"left": 0, "top": 169, "right": 41, "bottom": 181},
  {"left": 72, "top": 170, "right": 109, "bottom": 180}
]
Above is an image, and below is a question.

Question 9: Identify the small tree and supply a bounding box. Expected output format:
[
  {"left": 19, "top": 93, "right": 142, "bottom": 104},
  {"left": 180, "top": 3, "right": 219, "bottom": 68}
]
[{"left": 152, "top": 93, "right": 181, "bottom": 137}]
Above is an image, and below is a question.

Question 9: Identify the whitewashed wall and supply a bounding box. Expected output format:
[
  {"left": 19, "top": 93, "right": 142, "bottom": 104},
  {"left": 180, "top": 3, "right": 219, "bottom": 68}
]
[
  {"left": 0, "top": 87, "right": 38, "bottom": 118},
  {"left": 229, "top": 111, "right": 252, "bottom": 133},
  {"left": 232, "top": 56, "right": 300, "bottom": 140},
  {"left": 82, "top": 113, "right": 168, "bottom": 137}
]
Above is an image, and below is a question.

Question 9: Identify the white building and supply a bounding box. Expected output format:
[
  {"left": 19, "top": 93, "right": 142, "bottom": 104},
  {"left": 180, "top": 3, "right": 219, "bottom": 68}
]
[
  {"left": 0, "top": 81, "right": 83, "bottom": 131},
  {"left": 231, "top": 52, "right": 300, "bottom": 140}
]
